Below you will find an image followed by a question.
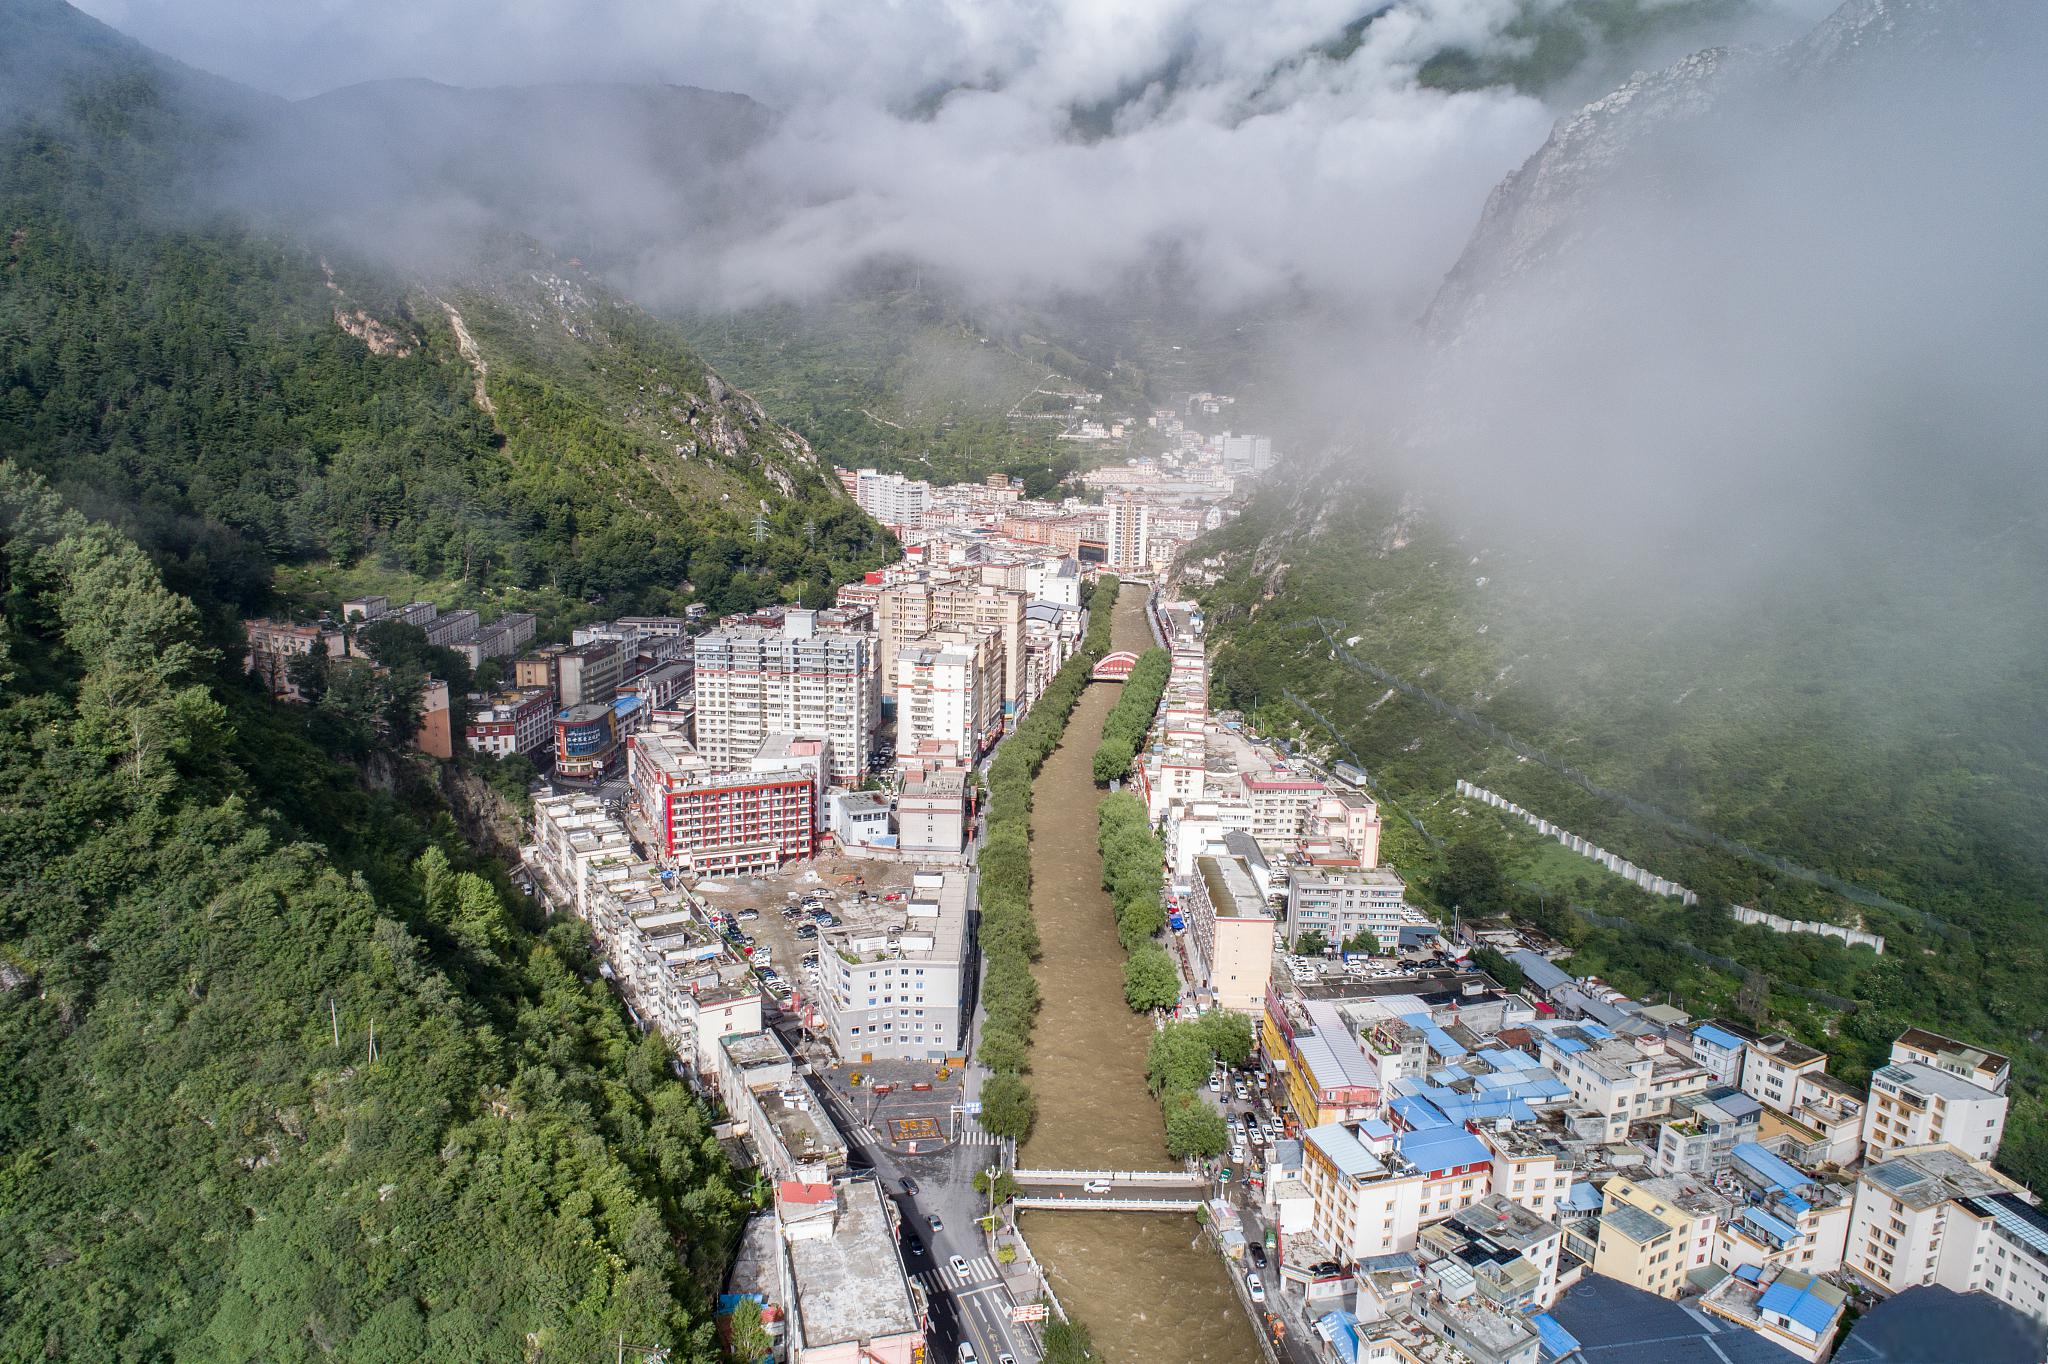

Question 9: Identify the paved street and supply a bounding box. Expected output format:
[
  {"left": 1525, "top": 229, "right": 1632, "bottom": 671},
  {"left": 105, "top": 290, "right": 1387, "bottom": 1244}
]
[{"left": 806, "top": 1051, "right": 1039, "bottom": 1364}]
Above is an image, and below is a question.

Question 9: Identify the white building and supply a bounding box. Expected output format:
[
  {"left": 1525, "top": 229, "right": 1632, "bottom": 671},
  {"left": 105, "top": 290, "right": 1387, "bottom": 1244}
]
[
  {"left": 694, "top": 611, "right": 877, "bottom": 785},
  {"left": 811, "top": 871, "right": 970, "bottom": 1061},
  {"left": 1844, "top": 1143, "right": 2047, "bottom": 1326},
  {"left": 852, "top": 468, "right": 932, "bottom": 530},
  {"left": 1863, "top": 1029, "right": 2010, "bottom": 1165}
]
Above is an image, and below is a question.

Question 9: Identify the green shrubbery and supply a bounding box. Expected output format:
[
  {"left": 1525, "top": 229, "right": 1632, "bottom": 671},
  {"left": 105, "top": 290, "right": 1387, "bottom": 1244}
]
[
  {"left": 1143, "top": 1013, "right": 1256, "bottom": 1159},
  {"left": 1091, "top": 647, "right": 1169, "bottom": 784},
  {"left": 1098, "top": 792, "right": 1168, "bottom": 951},
  {"left": 971, "top": 577, "right": 1119, "bottom": 1140}
]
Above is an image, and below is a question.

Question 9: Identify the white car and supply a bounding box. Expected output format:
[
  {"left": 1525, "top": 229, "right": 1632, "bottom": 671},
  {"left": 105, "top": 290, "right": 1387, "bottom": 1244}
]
[
  {"left": 1083, "top": 1179, "right": 1112, "bottom": 1194},
  {"left": 950, "top": 1255, "right": 970, "bottom": 1278},
  {"left": 1208, "top": 1074, "right": 1222, "bottom": 1092},
  {"left": 1247, "top": 1272, "right": 1266, "bottom": 1304},
  {"left": 958, "top": 1346, "right": 979, "bottom": 1364}
]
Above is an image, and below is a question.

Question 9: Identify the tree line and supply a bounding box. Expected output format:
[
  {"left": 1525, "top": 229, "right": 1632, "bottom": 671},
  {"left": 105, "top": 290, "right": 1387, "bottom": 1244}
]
[
  {"left": 972, "top": 577, "right": 1120, "bottom": 1142},
  {"left": 1091, "top": 647, "right": 1170, "bottom": 785}
]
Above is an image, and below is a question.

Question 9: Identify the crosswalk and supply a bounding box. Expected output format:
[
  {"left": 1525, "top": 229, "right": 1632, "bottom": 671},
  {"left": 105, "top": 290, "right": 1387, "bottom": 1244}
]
[
  {"left": 912, "top": 1255, "right": 999, "bottom": 1294},
  {"left": 955, "top": 1117, "right": 1005, "bottom": 1147}
]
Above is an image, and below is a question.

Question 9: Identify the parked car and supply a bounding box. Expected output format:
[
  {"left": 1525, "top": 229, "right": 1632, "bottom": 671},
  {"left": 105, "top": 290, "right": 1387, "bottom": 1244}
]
[
  {"left": 958, "top": 1345, "right": 978, "bottom": 1364},
  {"left": 1246, "top": 1272, "right": 1266, "bottom": 1304},
  {"left": 1208, "top": 1074, "right": 1222, "bottom": 1092},
  {"left": 1248, "top": 1244, "right": 1267, "bottom": 1268},
  {"left": 929, "top": 1215, "right": 944, "bottom": 1232},
  {"left": 901, "top": 1177, "right": 919, "bottom": 1194}
]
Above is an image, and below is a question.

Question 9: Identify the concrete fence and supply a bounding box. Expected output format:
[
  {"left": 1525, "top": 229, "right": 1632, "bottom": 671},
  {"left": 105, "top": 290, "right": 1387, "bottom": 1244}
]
[
  {"left": 1731, "top": 904, "right": 1885, "bottom": 954},
  {"left": 1456, "top": 778, "right": 1700, "bottom": 905}
]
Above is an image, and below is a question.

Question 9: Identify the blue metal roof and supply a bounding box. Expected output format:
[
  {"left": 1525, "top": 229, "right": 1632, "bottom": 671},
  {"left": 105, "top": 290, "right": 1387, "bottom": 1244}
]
[
  {"left": 1563, "top": 1181, "right": 1604, "bottom": 1212},
  {"left": 1760, "top": 1279, "right": 1841, "bottom": 1333},
  {"left": 1399, "top": 1125, "right": 1491, "bottom": 1173},
  {"left": 1732, "top": 1141, "right": 1809, "bottom": 1193},
  {"left": 1742, "top": 1207, "right": 1801, "bottom": 1246},
  {"left": 1694, "top": 1023, "right": 1748, "bottom": 1051},
  {"left": 1533, "top": 1313, "right": 1582, "bottom": 1360},
  {"left": 1399, "top": 1013, "right": 1469, "bottom": 1060},
  {"left": 1390, "top": 1095, "right": 1450, "bottom": 1130},
  {"left": 1315, "top": 1310, "right": 1361, "bottom": 1364}
]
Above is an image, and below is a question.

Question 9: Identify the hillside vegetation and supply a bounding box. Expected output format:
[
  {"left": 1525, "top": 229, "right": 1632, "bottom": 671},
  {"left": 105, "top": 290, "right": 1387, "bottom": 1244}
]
[
  {"left": 1195, "top": 477, "right": 2048, "bottom": 1184},
  {"left": 0, "top": 465, "right": 749, "bottom": 1361},
  {"left": 0, "top": 0, "right": 891, "bottom": 627}
]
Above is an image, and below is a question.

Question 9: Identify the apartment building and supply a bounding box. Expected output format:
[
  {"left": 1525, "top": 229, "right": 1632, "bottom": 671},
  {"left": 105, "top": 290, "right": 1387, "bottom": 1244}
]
[
  {"left": 1106, "top": 492, "right": 1151, "bottom": 571},
  {"left": 694, "top": 611, "right": 877, "bottom": 785},
  {"left": 1844, "top": 1143, "right": 2047, "bottom": 1326},
  {"left": 1419, "top": 1195, "right": 1565, "bottom": 1312},
  {"left": 1186, "top": 852, "right": 1276, "bottom": 1014},
  {"left": 876, "top": 577, "right": 1029, "bottom": 717},
  {"left": 464, "top": 687, "right": 555, "bottom": 759},
  {"left": 895, "top": 629, "right": 1003, "bottom": 761},
  {"left": 1740, "top": 1034, "right": 1830, "bottom": 1115},
  {"left": 244, "top": 618, "right": 346, "bottom": 700},
  {"left": 851, "top": 467, "right": 931, "bottom": 531},
  {"left": 1244, "top": 773, "right": 1327, "bottom": 849},
  {"left": 446, "top": 610, "right": 537, "bottom": 667},
  {"left": 1863, "top": 1029, "right": 2010, "bottom": 1165},
  {"left": 1537, "top": 1024, "right": 1710, "bottom": 1142},
  {"left": 811, "top": 871, "right": 970, "bottom": 1062},
  {"left": 628, "top": 731, "right": 819, "bottom": 877},
  {"left": 421, "top": 608, "right": 480, "bottom": 648},
  {"left": 1653, "top": 1087, "right": 1764, "bottom": 1176},
  {"left": 1592, "top": 1175, "right": 1729, "bottom": 1298},
  {"left": 1301, "top": 1120, "right": 1495, "bottom": 1262},
  {"left": 898, "top": 769, "right": 968, "bottom": 855},
  {"left": 1286, "top": 866, "right": 1408, "bottom": 951}
]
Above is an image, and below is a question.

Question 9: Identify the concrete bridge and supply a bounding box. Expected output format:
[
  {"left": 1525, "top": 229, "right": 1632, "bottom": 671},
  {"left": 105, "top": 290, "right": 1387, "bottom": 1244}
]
[
  {"left": 1014, "top": 1195, "right": 1203, "bottom": 1212},
  {"left": 1012, "top": 1170, "right": 1205, "bottom": 1212}
]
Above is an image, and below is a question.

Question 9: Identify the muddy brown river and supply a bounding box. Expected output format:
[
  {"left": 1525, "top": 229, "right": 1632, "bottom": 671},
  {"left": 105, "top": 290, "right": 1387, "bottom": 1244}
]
[{"left": 1017, "top": 588, "right": 1263, "bottom": 1363}]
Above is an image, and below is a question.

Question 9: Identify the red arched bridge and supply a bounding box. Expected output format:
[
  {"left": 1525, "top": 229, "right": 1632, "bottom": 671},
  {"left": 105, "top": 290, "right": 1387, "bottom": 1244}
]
[{"left": 1091, "top": 650, "right": 1140, "bottom": 681}]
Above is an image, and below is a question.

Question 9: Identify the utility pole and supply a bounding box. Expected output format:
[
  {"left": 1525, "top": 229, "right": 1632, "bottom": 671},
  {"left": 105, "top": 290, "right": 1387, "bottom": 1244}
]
[{"left": 329, "top": 997, "right": 339, "bottom": 1047}]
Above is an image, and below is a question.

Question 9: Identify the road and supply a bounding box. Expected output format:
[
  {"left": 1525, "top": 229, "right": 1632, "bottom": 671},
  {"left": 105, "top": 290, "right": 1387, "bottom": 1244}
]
[{"left": 806, "top": 1047, "right": 1037, "bottom": 1364}]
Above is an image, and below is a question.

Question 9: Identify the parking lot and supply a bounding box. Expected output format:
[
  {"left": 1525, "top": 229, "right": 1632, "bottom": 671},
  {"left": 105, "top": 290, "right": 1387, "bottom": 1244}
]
[{"left": 687, "top": 852, "right": 921, "bottom": 1030}]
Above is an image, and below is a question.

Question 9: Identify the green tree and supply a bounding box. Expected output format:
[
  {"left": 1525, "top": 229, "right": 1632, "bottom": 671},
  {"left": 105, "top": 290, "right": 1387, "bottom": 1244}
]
[
  {"left": 285, "top": 646, "right": 330, "bottom": 704},
  {"left": 1341, "top": 929, "right": 1381, "bottom": 957},
  {"left": 1434, "top": 838, "right": 1507, "bottom": 915},
  {"left": 1296, "top": 930, "right": 1330, "bottom": 956},
  {"left": 1472, "top": 945, "right": 1523, "bottom": 988},
  {"left": 1196, "top": 1010, "right": 1256, "bottom": 1070},
  {"left": 1162, "top": 1089, "right": 1229, "bottom": 1159},
  {"left": 1043, "top": 1319, "right": 1098, "bottom": 1364},
  {"left": 727, "top": 1297, "right": 772, "bottom": 1363},
  {"left": 978, "top": 1073, "right": 1037, "bottom": 1142},
  {"left": 971, "top": 1169, "right": 1020, "bottom": 1205},
  {"left": 1123, "top": 943, "right": 1181, "bottom": 1012}
]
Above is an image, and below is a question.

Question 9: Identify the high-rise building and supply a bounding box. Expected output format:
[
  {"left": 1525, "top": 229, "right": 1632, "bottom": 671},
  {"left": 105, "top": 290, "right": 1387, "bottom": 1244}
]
[
  {"left": 895, "top": 629, "right": 1003, "bottom": 762},
  {"left": 851, "top": 467, "right": 932, "bottom": 531},
  {"left": 1862, "top": 1029, "right": 2010, "bottom": 1165},
  {"left": 693, "top": 611, "right": 876, "bottom": 785},
  {"left": 1107, "top": 493, "right": 1152, "bottom": 571}
]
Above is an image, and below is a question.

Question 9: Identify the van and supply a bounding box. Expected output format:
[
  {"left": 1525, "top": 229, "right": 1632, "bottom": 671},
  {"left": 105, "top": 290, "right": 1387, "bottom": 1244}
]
[{"left": 1083, "top": 1180, "right": 1112, "bottom": 1194}]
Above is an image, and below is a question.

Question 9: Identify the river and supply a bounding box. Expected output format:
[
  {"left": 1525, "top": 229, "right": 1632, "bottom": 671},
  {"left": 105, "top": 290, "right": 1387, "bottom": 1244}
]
[{"left": 1017, "top": 587, "right": 1263, "bottom": 1363}]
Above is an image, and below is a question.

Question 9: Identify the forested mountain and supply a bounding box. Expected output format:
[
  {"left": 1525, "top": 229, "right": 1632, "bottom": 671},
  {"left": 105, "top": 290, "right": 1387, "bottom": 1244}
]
[
  {"left": 0, "top": 0, "right": 890, "bottom": 627},
  {"left": 0, "top": 464, "right": 750, "bottom": 1360},
  {"left": 0, "top": 4, "right": 851, "bottom": 1357},
  {"left": 1194, "top": 0, "right": 2048, "bottom": 1183}
]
